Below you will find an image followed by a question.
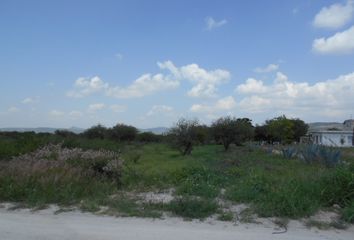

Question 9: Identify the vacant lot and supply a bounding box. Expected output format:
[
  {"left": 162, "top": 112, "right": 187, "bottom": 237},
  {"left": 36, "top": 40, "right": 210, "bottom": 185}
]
[{"left": 0, "top": 132, "right": 353, "bottom": 226}]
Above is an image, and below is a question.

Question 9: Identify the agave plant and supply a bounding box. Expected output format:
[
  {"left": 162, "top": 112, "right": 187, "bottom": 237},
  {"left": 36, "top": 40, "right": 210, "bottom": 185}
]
[{"left": 281, "top": 147, "right": 297, "bottom": 159}]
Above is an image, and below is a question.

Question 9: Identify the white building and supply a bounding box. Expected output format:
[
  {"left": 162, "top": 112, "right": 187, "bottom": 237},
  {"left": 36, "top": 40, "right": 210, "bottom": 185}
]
[
  {"left": 310, "top": 130, "right": 353, "bottom": 147},
  {"left": 308, "top": 119, "right": 354, "bottom": 147}
]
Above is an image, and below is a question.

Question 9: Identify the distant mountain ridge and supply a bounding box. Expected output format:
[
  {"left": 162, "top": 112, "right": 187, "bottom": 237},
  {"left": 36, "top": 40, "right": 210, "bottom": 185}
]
[
  {"left": 0, "top": 126, "right": 169, "bottom": 135},
  {"left": 0, "top": 127, "right": 85, "bottom": 134}
]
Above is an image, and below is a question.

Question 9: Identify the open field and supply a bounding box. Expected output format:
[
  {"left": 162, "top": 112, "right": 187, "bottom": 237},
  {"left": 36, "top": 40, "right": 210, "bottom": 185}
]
[{"left": 0, "top": 132, "right": 353, "bottom": 226}]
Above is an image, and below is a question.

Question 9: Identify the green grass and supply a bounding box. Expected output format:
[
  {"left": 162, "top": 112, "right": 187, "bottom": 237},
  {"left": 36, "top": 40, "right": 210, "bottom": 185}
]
[
  {"left": 167, "top": 197, "right": 218, "bottom": 219},
  {"left": 1, "top": 133, "right": 354, "bottom": 222}
]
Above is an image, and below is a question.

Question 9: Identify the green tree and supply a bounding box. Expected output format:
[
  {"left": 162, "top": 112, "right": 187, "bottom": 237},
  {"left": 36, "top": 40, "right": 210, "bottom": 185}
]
[
  {"left": 212, "top": 116, "right": 254, "bottom": 151},
  {"left": 83, "top": 124, "right": 107, "bottom": 139},
  {"left": 168, "top": 118, "right": 200, "bottom": 155},
  {"left": 109, "top": 123, "right": 138, "bottom": 142},
  {"left": 264, "top": 115, "right": 308, "bottom": 144}
]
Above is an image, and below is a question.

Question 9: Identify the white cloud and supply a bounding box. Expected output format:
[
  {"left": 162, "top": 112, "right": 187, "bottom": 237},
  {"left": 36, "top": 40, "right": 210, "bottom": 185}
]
[
  {"left": 190, "top": 96, "right": 236, "bottom": 114},
  {"left": 8, "top": 106, "right": 20, "bottom": 113},
  {"left": 147, "top": 105, "right": 174, "bottom": 116},
  {"left": 69, "top": 110, "right": 83, "bottom": 118},
  {"left": 313, "top": 0, "right": 354, "bottom": 29},
  {"left": 67, "top": 76, "right": 109, "bottom": 98},
  {"left": 235, "top": 71, "right": 354, "bottom": 119},
  {"left": 49, "top": 110, "right": 65, "bottom": 117},
  {"left": 88, "top": 103, "right": 106, "bottom": 113},
  {"left": 254, "top": 64, "right": 279, "bottom": 73},
  {"left": 159, "top": 61, "right": 230, "bottom": 98},
  {"left": 109, "top": 104, "right": 126, "bottom": 113},
  {"left": 205, "top": 17, "right": 227, "bottom": 31},
  {"left": 236, "top": 78, "right": 267, "bottom": 94},
  {"left": 106, "top": 73, "right": 179, "bottom": 98},
  {"left": 312, "top": 25, "right": 354, "bottom": 54},
  {"left": 67, "top": 61, "right": 230, "bottom": 99}
]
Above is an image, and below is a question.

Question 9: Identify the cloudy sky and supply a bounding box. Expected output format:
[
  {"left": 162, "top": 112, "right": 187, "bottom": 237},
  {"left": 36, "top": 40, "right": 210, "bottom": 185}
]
[{"left": 1, "top": 0, "right": 354, "bottom": 128}]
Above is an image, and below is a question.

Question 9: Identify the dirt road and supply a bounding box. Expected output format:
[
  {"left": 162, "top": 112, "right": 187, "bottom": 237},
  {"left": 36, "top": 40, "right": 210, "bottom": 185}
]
[{"left": 0, "top": 207, "right": 353, "bottom": 240}]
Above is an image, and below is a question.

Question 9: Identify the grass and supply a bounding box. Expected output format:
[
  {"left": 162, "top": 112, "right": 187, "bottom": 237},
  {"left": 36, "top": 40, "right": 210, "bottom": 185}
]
[
  {"left": 0, "top": 133, "right": 353, "bottom": 223},
  {"left": 167, "top": 197, "right": 218, "bottom": 219}
]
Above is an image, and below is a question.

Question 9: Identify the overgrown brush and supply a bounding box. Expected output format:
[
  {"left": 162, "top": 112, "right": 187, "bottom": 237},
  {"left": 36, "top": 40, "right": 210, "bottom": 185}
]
[
  {"left": 300, "top": 144, "right": 341, "bottom": 167},
  {"left": 0, "top": 144, "right": 123, "bottom": 205}
]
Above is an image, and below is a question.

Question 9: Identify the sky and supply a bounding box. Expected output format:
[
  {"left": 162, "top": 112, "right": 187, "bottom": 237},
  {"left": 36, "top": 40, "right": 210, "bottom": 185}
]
[{"left": 1, "top": 0, "right": 354, "bottom": 129}]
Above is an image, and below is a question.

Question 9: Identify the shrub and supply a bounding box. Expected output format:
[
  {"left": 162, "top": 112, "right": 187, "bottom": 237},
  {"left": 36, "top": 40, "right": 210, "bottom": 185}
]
[
  {"left": 82, "top": 124, "right": 107, "bottom": 139},
  {"left": 0, "top": 144, "right": 123, "bottom": 205},
  {"left": 168, "top": 118, "right": 200, "bottom": 155},
  {"left": 108, "top": 123, "right": 138, "bottom": 142},
  {"left": 211, "top": 117, "right": 254, "bottom": 151},
  {"left": 137, "top": 132, "right": 161, "bottom": 143}
]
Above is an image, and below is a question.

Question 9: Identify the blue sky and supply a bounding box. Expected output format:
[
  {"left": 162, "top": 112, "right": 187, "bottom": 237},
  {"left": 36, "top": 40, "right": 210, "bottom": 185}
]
[{"left": 1, "top": 0, "right": 354, "bottom": 128}]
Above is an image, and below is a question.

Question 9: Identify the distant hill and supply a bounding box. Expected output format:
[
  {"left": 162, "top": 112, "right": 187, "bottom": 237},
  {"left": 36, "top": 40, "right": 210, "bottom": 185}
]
[
  {"left": 139, "top": 127, "right": 169, "bottom": 135},
  {"left": 0, "top": 127, "right": 85, "bottom": 134},
  {"left": 0, "top": 126, "right": 169, "bottom": 135}
]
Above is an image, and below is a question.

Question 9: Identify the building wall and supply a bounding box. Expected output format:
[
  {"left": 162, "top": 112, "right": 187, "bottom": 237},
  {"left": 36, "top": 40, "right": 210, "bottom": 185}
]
[{"left": 312, "top": 132, "right": 353, "bottom": 147}]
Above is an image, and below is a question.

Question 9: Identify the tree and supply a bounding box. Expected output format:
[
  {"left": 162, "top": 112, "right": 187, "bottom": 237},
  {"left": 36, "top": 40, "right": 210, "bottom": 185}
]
[
  {"left": 109, "top": 123, "right": 138, "bottom": 142},
  {"left": 292, "top": 118, "right": 309, "bottom": 142},
  {"left": 83, "top": 124, "right": 107, "bottom": 139},
  {"left": 254, "top": 125, "right": 268, "bottom": 142},
  {"left": 168, "top": 118, "right": 199, "bottom": 155},
  {"left": 264, "top": 115, "right": 308, "bottom": 144},
  {"left": 137, "top": 132, "right": 161, "bottom": 142},
  {"left": 212, "top": 116, "right": 254, "bottom": 151}
]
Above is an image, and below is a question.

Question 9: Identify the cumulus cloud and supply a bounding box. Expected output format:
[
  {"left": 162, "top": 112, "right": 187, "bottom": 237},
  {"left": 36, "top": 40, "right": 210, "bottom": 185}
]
[
  {"left": 312, "top": 25, "right": 354, "bottom": 54},
  {"left": 106, "top": 73, "right": 179, "bottom": 98},
  {"left": 109, "top": 104, "right": 126, "bottom": 113},
  {"left": 313, "top": 0, "right": 354, "bottom": 29},
  {"left": 88, "top": 103, "right": 106, "bottom": 113},
  {"left": 67, "top": 76, "right": 108, "bottom": 98},
  {"left": 147, "top": 105, "right": 174, "bottom": 116},
  {"left": 236, "top": 78, "right": 267, "bottom": 94},
  {"left": 205, "top": 17, "right": 227, "bottom": 31},
  {"left": 254, "top": 64, "right": 279, "bottom": 73},
  {"left": 235, "top": 71, "right": 354, "bottom": 119},
  {"left": 159, "top": 61, "right": 230, "bottom": 98},
  {"left": 49, "top": 110, "right": 65, "bottom": 117},
  {"left": 190, "top": 96, "right": 236, "bottom": 114},
  {"left": 67, "top": 61, "right": 230, "bottom": 99}
]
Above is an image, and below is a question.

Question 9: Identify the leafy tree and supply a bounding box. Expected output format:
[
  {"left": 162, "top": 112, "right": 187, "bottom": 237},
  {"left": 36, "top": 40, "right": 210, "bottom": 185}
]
[
  {"left": 212, "top": 116, "right": 254, "bottom": 151},
  {"left": 83, "top": 124, "right": 107, "bottom": 139},
  {"left": 292, "top": 118, "right": 309, "bottom": 142},
  {"left": 168, "top": 118, "right": 200, "bottom": 155},
  {"left": 109, "top": 123, "right": 138, "bottom": 142},
  {"left": 254, "top": 125, "right": 268, "bottom": 142},
  {"left": 54, "top": 130, "right": 76, "bottom": 138},
  {"left": 264, "top": 115, "right": 308, "bottom": 144},
  {"left": 137, "top": 132, "right": 161, "bottom": 142}
]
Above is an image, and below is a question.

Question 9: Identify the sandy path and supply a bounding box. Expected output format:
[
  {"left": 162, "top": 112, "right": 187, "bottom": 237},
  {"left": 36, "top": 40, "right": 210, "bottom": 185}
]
[{"left": 0, "top": 207, "right": 353, "bottom": 240}]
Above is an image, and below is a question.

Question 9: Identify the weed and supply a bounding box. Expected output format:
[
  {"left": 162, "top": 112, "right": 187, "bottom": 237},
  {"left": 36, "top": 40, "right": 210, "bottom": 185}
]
[
  {"left": 167, "top": 197, "right": 218, "bottom": 219},
  {"left": 217, "top": 211, "right": 234, "bottom": 221}
]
